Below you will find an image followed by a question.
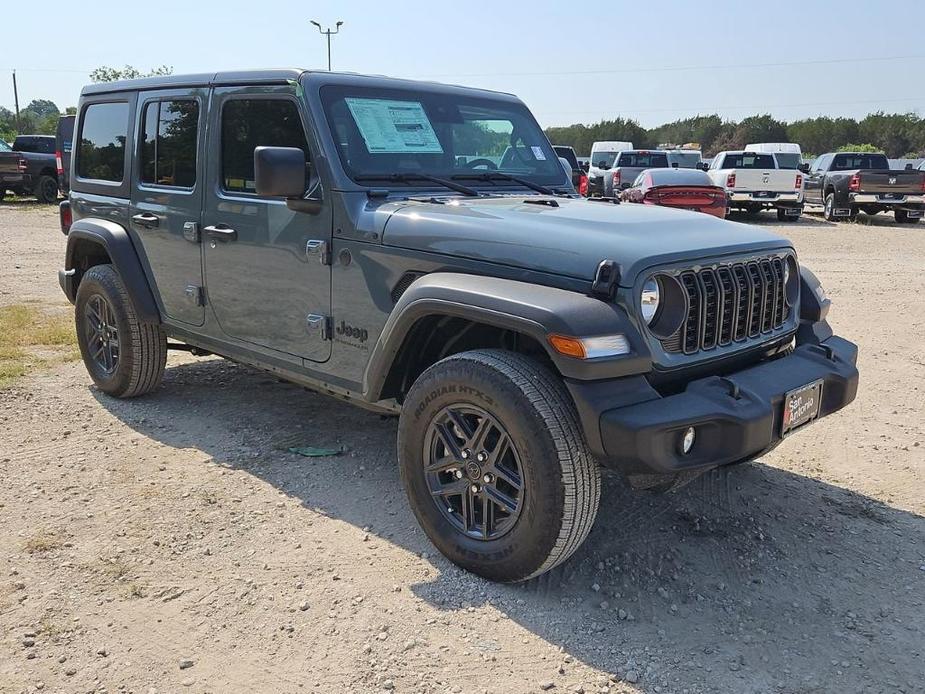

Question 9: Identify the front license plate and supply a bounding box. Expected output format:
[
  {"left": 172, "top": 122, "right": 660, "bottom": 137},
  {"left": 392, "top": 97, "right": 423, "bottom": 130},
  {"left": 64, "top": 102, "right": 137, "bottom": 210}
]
[{"left": 782, "top": 380, "right": 823, "bottom": 436}]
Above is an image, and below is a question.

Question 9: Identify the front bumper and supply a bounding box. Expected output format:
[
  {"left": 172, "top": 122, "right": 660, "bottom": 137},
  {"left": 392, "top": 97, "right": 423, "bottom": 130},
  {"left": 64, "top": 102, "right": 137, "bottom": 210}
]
[{"left": 589, "top": 335, "right": 858, "bottom": 475}]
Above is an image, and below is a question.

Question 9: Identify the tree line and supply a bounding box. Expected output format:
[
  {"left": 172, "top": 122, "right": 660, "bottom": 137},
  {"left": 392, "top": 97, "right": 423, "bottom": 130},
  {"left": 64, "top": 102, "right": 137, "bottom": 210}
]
[
  {"left": 545, "top": 112, "right": 925, "bottom": 159},
  {"left": 1, "top": 66, "right": 172, "bottom": 144}
]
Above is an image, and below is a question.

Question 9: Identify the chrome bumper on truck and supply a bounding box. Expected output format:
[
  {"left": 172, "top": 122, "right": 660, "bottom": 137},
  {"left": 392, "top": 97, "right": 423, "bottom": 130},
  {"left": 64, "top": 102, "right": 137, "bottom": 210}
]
[
  {"left": 728, "top": 191, "right": 802, "bottom": 204},
  {"left": 567, "top": 335, "right": 858, "bottom": 477}
]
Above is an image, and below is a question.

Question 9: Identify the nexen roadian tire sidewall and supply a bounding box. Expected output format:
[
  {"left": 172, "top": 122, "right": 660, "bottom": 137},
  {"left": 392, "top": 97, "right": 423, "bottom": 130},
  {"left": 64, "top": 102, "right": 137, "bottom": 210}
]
[{"left": 398, "top": 358, "right": 566, "bottom": 582}]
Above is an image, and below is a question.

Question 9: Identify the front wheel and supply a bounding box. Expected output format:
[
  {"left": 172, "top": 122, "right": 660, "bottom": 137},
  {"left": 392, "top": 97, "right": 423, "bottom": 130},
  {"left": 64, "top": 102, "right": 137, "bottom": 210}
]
[
  {"left": 398, "top": 350, "right": 601, "bottom": 582},
  {"left": 75, "top": 264, "right": 167, "bottom": 397}
]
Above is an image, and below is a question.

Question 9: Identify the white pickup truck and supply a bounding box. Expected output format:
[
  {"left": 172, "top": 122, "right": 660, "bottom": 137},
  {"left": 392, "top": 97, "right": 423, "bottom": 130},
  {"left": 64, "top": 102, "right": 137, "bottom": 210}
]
[{"left": 706, "top": 150, "right": 804, "bottom": 221}]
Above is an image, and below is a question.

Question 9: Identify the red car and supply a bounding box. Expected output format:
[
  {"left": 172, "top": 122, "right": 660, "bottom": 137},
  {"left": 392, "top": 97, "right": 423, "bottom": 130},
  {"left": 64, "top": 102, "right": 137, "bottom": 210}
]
[{"left": 620, "top": 168, "right": 727, "bottom": 218}]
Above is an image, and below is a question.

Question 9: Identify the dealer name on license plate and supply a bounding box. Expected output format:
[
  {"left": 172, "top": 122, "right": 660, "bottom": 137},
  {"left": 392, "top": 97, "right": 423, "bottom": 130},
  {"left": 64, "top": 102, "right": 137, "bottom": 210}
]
[{"left": 782, "top": 380, "right": 823, "bottom": 436}]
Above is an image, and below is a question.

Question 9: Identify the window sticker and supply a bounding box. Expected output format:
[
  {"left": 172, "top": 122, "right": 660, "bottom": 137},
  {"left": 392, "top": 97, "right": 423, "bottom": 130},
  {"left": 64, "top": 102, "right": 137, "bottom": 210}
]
[
  {"left": 345, "top": 98, "right": 444, "bottom": 154},
  {"left": 531, "top": 146, "right": 546, "bottom": 161}
]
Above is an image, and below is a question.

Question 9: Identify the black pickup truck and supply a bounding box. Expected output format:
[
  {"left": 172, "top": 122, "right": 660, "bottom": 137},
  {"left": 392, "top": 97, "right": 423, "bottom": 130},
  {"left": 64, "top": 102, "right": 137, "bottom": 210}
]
[
  {"left": 803, "top": 151, "right": 924, "bottom": 223},
  {"left": 0, "top": 135, "right": 59, "bottom": 203}
]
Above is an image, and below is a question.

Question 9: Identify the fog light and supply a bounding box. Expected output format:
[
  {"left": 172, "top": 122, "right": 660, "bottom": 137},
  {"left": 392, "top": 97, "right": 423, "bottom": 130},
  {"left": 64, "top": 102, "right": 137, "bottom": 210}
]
[{"left": 680, "top": 427, "right": 696, "bottom": 455}]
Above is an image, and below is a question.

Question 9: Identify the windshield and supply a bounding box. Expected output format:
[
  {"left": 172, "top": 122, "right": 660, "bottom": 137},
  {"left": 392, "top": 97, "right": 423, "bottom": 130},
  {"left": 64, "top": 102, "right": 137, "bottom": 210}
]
[
  {"left": 719, "top": 153, "right": 776, "bottom": 169},
  {"left": 616, "top": 152, "right": 668, "bottom": 168},
  {"left": 832, "top": 153, "right": 889, "bottom": 171},
  {"left": 320, "top": 85, "right": 567, "bottom": 188},
  {"left": 667, "top": 151, "right": 701, "bottom": 168},
  {"left": 772, "top": 152, "right": 802, "bottom": 169},
  {"left": 590, "top": 151, "right": 619, "bottom": 169}
]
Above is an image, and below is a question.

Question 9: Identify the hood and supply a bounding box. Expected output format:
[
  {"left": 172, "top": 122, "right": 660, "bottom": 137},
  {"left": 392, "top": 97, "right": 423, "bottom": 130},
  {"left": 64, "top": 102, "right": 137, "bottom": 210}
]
[{"left": 380, "top": 196, "right": 791, "bottom": 285}]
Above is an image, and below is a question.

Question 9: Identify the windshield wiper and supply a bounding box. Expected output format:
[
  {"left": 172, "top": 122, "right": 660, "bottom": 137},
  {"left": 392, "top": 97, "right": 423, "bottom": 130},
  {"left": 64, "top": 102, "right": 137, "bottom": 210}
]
[
  {"left": 354, "top": 173, "right": 480, "bottom": 197},
  {"left": 451, "top": 172, "right": 560, "bottom": 196}
]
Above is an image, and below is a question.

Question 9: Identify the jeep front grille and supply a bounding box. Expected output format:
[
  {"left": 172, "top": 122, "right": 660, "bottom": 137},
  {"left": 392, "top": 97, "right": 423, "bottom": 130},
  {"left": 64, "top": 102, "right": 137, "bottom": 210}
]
[{"left": 663, "top": 256, "right": 790, "bottom": 355}]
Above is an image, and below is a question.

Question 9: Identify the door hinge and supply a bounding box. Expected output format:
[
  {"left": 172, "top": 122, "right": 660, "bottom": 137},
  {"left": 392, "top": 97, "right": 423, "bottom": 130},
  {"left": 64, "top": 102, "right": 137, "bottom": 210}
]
[
  {"left": 305, "top": 239, "right": 331, "bottom": 265},
  {"left": 184, "top": 285, "right": 205, "bottom": 306},
  {"left": 591, "top": 259, "right": 620, "bottom": 300},
  {"left": 306, "top": 314, "right": 333, "bottom": 340},
  {"left": 182, "top": 221, "right": 200, "bottom": 243}
]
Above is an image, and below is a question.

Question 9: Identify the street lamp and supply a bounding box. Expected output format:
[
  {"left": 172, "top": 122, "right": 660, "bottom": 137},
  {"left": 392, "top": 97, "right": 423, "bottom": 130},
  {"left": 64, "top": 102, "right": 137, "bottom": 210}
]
[{"left": 310, "top": 20, "right": 344, "bottom": 71}]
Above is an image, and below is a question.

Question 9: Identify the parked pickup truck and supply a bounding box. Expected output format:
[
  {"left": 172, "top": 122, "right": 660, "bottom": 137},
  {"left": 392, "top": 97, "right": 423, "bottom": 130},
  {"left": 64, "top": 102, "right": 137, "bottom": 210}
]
[
  {"left": 0, "top": 135, "right": 60, "bottom": 203},
  {"left": 602, "top": 149, "right": 670, "bottom": 198},
  {"left": 706, "top": 150, "right": 804, "bottom": 221},
  {"left": 803, "top": 151, "right": 925, "bottom": 223}
]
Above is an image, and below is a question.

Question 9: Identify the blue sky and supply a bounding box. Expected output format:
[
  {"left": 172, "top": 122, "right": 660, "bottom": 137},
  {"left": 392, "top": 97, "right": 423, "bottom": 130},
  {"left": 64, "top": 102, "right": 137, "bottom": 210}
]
[{"left": 4, "top": 0, "right": 925, "bottom": 127}]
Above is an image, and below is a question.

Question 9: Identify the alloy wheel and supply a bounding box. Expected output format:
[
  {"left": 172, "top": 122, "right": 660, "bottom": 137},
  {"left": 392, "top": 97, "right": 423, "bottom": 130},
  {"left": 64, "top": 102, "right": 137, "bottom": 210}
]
[
  {"left": 84, "top": 294, "right": 120, "bottom": 374},
  {"left": 423, "top": 404, "right": 525, "bottom": 540}
]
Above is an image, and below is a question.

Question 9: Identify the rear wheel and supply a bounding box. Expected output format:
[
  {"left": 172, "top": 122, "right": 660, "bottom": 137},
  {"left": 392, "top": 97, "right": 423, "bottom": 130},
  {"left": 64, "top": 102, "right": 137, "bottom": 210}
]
[
  {"left": 34, "top": 175, "right": 58, "bottom": 204},
  {"left": 823, "top": 193, "right": 838, "bottom": 221},
  {"left": 895, "top": 209, "right": 919, "bottom": 224},
  {"left": 398, "top": 349, "right": 601, "bottom": 582},
  {"left": 75, "top": 264, "right": 167, "bottom": 397},
  {"left": 776, "top": 207, "right": 801, "bottom": 222}
]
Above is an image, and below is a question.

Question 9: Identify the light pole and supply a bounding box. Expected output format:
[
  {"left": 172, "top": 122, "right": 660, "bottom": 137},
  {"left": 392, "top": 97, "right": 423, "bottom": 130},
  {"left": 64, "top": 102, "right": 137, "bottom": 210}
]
[{"left": 310, "top": 20, "right": 343, "bottom": 71}]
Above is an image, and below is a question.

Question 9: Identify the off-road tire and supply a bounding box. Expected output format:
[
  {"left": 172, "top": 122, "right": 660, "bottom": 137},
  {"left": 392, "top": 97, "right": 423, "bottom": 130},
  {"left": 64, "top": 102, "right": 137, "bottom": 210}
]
[
  {"left": 398, "top": 349, "right": 601, "bottom": 582},
  {"left": 34, "top": 175, "right": 58, "bottom": 204},
  {"left": 75, "top": 264, "right": 167, "bottom": 397},
  {"left": 776, "top": 207, "right": 800, "bottom": 222},
  {"left": 895, "top": 209, "right": 919, "bottom": 224}
]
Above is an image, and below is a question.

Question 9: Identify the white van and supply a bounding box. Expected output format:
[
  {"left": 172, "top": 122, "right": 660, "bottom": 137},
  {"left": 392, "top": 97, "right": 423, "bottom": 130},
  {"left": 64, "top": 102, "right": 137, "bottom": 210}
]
[
  {"left": 745, "top": 142, "right": 803, "bottom": 170},
  {"left": 587, "top": 141, "right": 633, "bottom": 196}
]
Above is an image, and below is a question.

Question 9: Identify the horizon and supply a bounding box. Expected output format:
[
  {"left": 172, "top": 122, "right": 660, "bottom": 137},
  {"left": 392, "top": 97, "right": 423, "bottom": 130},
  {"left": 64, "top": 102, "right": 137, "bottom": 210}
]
[{"left": 5, "top": 0, "right": 925, "bottom": 130}]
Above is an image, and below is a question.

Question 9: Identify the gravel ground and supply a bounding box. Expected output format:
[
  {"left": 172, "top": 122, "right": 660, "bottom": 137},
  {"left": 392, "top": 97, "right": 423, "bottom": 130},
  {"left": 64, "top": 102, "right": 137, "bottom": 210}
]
[{"left": 1, "top": 204, "right": 923, "bottom": 694}]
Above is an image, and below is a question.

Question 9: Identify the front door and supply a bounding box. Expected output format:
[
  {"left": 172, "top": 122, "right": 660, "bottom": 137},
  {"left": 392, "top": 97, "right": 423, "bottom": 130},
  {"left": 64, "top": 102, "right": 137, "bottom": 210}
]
[
  {"left": 129, "top": 88, "right": 206, "bottom": 325},
  {"left": 202, "top": 86, "right": 332, "bottom": 363},
  {"left": 803, "top": 155, "right": 827, "bottom": 205}
]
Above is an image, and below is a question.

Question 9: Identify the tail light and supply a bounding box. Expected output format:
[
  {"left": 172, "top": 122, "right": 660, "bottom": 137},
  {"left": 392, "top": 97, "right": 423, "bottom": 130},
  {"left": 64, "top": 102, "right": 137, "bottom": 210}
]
[
  {"left": 578, "top": 174, "right": 588, "bottom": 196},
  {"left": 59, "top": 201, "right": 72, "bottom": 235},
  {"left": 17, "top": 158, "right": 27, "bottom": 173},
  {"left": 726, "top": 172, "right": 736, "bottom": 188},
  {"left": 795, "top": 174, "right": 803, "bottom": 189},
  {"left": 611, "top": 170, "right": 621, "bottom": 190},
  {"left": 849, "top": 173, "right": 861, "bottom": 192},
  {"left": 643, "top": 188, "right": 660, "bottom": 203},
  {"left": 55, "top": 150, "right": 64, "bottom": 176}
]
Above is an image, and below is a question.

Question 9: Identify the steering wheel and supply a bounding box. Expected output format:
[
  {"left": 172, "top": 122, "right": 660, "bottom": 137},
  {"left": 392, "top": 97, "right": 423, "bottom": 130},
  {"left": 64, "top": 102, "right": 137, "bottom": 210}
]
[{"left": 463, "top": 158, "right": 498, "bottom": 170}]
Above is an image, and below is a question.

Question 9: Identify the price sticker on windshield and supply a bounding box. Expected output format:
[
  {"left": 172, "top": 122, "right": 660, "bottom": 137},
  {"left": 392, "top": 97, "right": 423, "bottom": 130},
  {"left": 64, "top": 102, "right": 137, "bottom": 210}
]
[
  {"left": 345, "top": 98, "right": 444, "bottom": 154},
  {"left": 531, "top": 146, "right": 546, "bottom": 161}
]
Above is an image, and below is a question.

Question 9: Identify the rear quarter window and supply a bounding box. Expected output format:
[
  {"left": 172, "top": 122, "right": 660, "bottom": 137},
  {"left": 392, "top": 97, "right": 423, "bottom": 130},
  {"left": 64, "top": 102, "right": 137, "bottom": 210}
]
[{"left": 77, "top": 102, "right": 130, "bottom": 182}]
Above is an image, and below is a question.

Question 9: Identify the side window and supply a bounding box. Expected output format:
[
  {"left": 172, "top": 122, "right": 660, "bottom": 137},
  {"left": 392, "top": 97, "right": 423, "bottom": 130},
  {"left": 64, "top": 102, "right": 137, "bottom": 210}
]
[
  {"left": 221, "top": 99, "right": 309, "bottom": 195},
  {"left": 710, "top": 155, "right": 723, "bottom": 170},
  {"left": 140, "top": 100, "right": 199, "bottom": 188},
  {"left": 77, "top": 102, "right": 129, "bottom": 182}
]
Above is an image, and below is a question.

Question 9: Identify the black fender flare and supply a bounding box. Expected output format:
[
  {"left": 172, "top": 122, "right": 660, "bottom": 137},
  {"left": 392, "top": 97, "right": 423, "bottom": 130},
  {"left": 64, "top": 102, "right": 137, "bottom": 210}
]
[
  {"left": 64, "top": 218, "right": 161, "bottom": 323},
  {"left": 364, "top": 272, "right": 651, "bottom": 400}
]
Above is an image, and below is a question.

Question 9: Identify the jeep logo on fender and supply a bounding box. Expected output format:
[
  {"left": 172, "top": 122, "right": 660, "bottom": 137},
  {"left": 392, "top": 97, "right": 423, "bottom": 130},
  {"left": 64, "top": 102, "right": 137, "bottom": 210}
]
[{"left": 335, "top": 320, "right": 368, "bottom": 343}]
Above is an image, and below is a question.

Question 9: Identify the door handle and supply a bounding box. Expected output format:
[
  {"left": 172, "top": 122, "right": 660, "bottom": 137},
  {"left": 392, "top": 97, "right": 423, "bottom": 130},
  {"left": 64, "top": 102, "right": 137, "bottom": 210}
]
[
  {"left": 203, "top": 225, "right": 237, "bottom": 242},
  {"left": 132, "top": 212, "right": 159, "bottom": 229}
]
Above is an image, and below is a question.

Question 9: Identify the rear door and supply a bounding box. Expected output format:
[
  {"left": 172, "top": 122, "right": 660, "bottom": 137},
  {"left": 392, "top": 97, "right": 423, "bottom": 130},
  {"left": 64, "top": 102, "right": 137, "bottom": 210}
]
[
  {"left": 129, "top": 88, "right": 207, "bottom": 326},
  {"left": 803, "top": 155, "right": 829, "bottom": 204},
  {"left": 202, "top": 86, "right": 332, "bottom": 363}
]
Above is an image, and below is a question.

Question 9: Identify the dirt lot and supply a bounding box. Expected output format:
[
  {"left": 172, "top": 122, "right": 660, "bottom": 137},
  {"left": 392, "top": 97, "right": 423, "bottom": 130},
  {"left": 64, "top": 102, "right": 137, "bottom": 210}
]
[{"left": 0, "top": 203, "right": 923, "bottom": 694}]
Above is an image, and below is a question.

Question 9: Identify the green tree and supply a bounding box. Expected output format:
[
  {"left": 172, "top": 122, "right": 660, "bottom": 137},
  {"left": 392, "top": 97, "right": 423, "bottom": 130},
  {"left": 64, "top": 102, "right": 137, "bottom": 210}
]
[
  {"left": 836, "top": 143, "right": 882, "bottom": 153},
  {"left": 90, "top": 65, "right": 173, "bottom": 83}
]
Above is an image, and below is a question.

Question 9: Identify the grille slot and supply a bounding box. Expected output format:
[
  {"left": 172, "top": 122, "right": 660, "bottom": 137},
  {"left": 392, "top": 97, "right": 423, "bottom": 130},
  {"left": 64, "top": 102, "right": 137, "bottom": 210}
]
[{"left": 666, "top": 256, "right": 790, "bottom": 355}]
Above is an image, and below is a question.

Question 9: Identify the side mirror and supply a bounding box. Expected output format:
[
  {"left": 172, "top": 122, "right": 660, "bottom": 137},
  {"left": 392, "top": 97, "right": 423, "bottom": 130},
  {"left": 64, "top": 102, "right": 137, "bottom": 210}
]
[
  {"left": 696, "top": 162, "right": 708, "bottom": 171},
  {"left": 799, "top": 162, "right": 810, "bottom": 174},
  {"left": 254, "top": 146, "right": 307, "bottom": 198},
  {"left": 671, "top": 162, "right": 679, "bottom": 168}
]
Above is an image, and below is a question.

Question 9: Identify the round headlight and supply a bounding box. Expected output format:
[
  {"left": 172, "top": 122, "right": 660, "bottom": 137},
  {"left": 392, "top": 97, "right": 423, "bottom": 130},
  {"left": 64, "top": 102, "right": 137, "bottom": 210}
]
[{"left": 641, "top": 277, "right": 661, "bottom": 324}]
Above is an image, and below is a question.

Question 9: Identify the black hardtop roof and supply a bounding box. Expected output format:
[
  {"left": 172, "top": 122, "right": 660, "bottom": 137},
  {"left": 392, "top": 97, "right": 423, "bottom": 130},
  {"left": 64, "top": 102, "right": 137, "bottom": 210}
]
[{"left": 80, "top": 69, "right": 519, "bottom": 102}]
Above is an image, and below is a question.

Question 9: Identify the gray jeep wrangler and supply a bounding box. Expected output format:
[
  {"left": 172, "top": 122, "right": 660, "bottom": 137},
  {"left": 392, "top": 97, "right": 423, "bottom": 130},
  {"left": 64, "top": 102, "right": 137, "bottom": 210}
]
[{"left": 58, "top": 70, "right": 859, "bottom": 583}]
